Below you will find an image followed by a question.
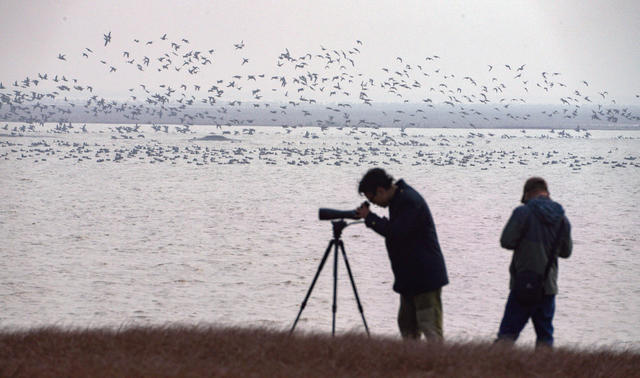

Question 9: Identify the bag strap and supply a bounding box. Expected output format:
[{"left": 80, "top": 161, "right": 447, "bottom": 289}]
[{"left": 542, "top": 218, "right": 565, "bottom": 280}]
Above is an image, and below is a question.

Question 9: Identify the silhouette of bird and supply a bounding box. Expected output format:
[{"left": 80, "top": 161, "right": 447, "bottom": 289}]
[{"left": 103, "top": 31, "right": 112, "bottom": 46}]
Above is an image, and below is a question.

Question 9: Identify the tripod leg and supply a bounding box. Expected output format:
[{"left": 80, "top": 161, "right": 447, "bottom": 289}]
[
  {"left": 339, "top": 240, "right": 370, "bottom": 337},
  {"left": 332, "top": 237, "right": 339, "bottom": 336},
  {"left": 290, "top": 240, "right": 334, "bottom": 336}
]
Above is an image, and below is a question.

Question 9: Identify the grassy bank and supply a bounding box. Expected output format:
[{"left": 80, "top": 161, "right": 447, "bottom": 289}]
[{"left": 1, "top": 325, "right": 638, "bottom": 377}]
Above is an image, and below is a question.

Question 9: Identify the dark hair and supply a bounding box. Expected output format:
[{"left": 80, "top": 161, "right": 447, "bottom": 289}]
[
  {"left": 521, "top": 177, "right": 548, "bottom": 203},
  {"left": 358, "top": 168, "right": 394, "bottom": 195}
]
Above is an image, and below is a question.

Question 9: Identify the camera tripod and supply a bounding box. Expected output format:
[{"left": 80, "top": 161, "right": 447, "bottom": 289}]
[{"left": 290, "top": 219, "right": 370, "bottom": 337}]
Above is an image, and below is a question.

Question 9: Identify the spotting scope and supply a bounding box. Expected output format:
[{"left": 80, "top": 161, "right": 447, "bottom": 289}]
[{"left": 318, "top": 201, "right": 369, "bottom": 220}]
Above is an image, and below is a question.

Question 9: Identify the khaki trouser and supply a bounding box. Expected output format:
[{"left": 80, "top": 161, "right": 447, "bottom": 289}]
[{"left": 398, "top": 288, "right": 443, "bottom": 341}]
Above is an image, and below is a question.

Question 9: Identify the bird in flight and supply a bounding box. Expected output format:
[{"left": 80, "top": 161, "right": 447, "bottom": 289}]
[
  {"left": 234, "top": 40, "right": 245, "bottom": 49},
  {"left": 57, "top": 53, "right": 66, "bottom": 60},
  {"left": 104, "top": 31, "right": 112, "bottom": 46}
]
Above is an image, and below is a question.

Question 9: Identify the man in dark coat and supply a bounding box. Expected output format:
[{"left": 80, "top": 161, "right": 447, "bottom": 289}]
[
  {"left": 496, "top": 177, "right": 572, "bottom": 347},
  {"left": 355, "top": 168, "right": 448, "bottom": 340}
]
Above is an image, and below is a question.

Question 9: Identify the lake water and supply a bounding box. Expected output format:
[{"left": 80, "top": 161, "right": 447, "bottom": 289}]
[{"left": 1, "top": 123, "right": 639, "bottom": 350}]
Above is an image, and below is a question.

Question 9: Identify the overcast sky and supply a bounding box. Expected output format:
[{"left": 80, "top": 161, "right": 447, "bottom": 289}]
[{"left": 1, "top": 0, "right": 638, "bottom": 105}]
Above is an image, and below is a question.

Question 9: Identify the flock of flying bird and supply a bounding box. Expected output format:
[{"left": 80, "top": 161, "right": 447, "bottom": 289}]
[
  {"left": 0, "top": 32, "right": 638, "bottom": 170},
  {"left": 0, "top": 32, "right": 638, "bottom": 131}
]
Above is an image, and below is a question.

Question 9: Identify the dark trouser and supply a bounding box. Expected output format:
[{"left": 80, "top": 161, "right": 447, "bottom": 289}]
[
  {"left": 398, "top": 288, "right": 443, "bottom": 341},
  {"left": 497, "top": 291, "right": 556, "bottom": 347}
]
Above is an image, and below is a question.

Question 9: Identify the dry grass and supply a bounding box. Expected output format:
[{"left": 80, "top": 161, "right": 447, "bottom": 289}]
[{"left": 1, "top": 325, "right": 638, "bottom": 377}]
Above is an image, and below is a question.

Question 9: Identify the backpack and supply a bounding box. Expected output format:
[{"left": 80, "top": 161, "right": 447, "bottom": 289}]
[{"left": 512, "top": 219, "right": 565, "bottom": 306}]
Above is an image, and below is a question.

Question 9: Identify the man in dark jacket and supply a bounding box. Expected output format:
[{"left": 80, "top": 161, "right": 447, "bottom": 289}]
[
  {"left": 355, "top": 168, "right": 448, "bottom": 340},
  {"left": 496, "top": 177, "right": 572, "bottom": 347}
]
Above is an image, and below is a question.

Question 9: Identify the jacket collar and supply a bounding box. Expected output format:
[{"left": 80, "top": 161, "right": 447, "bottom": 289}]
[{"left": 390, "top": 179, "right": 406, "bottom": 206}]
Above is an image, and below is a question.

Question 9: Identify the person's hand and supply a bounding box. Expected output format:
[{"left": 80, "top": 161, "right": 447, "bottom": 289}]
[{"left": 355, "top": 201, "right": 370, "bottom": 219}]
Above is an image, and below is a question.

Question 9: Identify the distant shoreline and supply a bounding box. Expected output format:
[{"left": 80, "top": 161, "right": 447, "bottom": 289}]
[
  {"left": 1, "top": 325, "right": 638, "bottom": 376},
  {"left": 2, "top": 102, "right": 638, "bottom": 131}
]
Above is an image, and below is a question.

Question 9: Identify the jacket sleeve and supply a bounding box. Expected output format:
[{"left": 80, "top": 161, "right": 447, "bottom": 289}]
[
  {"left": 500, "top": 206, "right": 528, "bottom": 250},
  {"left": 364, "top": 200, "right": 420, "bottom": 240},
  {"left": 558, "top": 217, "right": 572, "bottom": 258}
]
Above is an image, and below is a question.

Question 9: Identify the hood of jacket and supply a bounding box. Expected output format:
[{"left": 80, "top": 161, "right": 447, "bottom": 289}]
[{"left": 526, "top": 196, "right": 565, "bottom": 225}]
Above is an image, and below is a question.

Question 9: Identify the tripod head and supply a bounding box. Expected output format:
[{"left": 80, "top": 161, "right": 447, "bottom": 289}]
[{"left": 331, "top": 219, "right": 363, "bottom": 240}]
